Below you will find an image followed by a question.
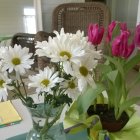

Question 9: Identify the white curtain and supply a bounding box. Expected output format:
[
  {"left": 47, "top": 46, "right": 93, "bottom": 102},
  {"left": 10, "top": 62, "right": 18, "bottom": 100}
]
[
  {"left": 107, "top": 0, "right": 139, "bottom": 29},
  {"left": 137, "top": 0, "right": 140, "bottom": 25}
]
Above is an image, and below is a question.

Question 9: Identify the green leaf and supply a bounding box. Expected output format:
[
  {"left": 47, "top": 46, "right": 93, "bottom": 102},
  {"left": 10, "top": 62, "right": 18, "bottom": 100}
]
[
  {"left": 118, "top": 97, "right": 140, "bottom": 119},
  {"left": 106, "top": 70, "right": 118, "bottom": 83},
  {"left": 105, "top": 80, "right": 114, "bottom": 107},
  {"left": 124, "top": 54, "right": 140, "bottom": 73},
  {"left": 103, "top": 55, "right": 124, "bottom": 78},
  {"left": 114, "top": 71, "right": 123, "bottom": 109},
  {"left": 97, "top": 63, "right": 112, "bottom": 75},
  {"left": 77, "top": 84, "right": 105, "bottom": 115}
]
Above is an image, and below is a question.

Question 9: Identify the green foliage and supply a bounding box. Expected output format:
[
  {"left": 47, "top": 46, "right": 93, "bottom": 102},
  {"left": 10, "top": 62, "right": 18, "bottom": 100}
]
[
  {"left": 44, "top": 93, "right": 72, "bottom": 107},
  {"left": 77, "top": 84, "right": 105, "bottom": 115},
  {"left": 100, "top": 54, "right": 140, "bottom": 119}
]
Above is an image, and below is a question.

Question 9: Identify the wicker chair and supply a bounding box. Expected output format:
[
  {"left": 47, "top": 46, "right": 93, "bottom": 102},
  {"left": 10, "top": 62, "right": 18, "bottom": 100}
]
[
  {"left": 52, "top": 2, "right": 110, "bottom": 35},
  {"left": 11, "top": 33, "right": 36, "bottom": 69},
  {"left": 11, "top": 33, "right": 35, "bottom": 52},
  {"left": 37, "top": 2, "right": 110, "bottom": 70}
]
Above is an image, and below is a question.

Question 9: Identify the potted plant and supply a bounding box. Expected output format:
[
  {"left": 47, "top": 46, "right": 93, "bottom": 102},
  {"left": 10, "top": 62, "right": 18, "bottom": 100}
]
[{"left": 64, "top": 21, "right": 140, "bottom": 140}]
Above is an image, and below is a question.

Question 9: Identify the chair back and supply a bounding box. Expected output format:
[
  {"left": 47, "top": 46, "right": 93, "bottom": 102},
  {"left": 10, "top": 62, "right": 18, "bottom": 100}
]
[
  {"left": 11, "top": 33, "right": 35, "bottom": 53},
  {"left": 52, "top": 2, "right": 110, "bottom": 35}
]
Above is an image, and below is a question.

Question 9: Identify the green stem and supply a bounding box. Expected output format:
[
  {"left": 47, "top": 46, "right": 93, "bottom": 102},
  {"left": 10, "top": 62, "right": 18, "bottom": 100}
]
[
  {"left": 40, "top": 104, "right": 64, "bottom": 137},
  {"left": 20, "top": 75, "right": 27, "bottom": 98},
  {"left": 11, "top": 89, "right": 26, "bottom": 103},
  {"left": 13, "top": 81, "right": 26, "bottom": 102},
  {"left": 40, "top": 115, "right": 49, "bottom": 136}
]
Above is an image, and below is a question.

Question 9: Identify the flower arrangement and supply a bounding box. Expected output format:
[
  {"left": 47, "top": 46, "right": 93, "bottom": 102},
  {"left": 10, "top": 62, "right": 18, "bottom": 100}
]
[
  {"left": 1, "top": 19, "right": 140, "bottom": 139},
  {"left": 0, "top": 28, "right": 101, "bottom": 139},
  {"left": 0, "top": 29, "right": 101, "bottom": 103}
]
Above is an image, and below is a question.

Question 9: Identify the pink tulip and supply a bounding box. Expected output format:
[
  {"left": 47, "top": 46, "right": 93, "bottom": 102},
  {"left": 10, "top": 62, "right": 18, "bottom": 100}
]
[
  {"left": 134, "top": 23, "right": 140, "bottom": 47},
  {"left": 119, "top": 22, "right": 128, "bottom": 31},
  {"left": 112, "top": 31, "right": 135, "bottom": 59},
  {"left": 106, "top": 21, "right": 129, "bottom": 43},
  {"left": 88, "top": 23, "right": 104, "bottom": 46},
  {"left": 106, "top": 21, "right": 117, "bottom": 42}
]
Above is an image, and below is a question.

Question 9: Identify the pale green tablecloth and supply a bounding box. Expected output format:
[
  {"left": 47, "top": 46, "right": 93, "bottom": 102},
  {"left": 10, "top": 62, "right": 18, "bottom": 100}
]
[
  {"left": 109, "top": 113, "right": 140, "bottom": 140},
  {"left": 88, "top": 113, "right": 140, "bottom": 140}
]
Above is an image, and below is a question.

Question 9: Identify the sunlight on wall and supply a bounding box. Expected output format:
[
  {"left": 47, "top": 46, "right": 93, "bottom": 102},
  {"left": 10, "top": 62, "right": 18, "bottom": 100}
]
[{"left": 24, "top": 8, "right": 36, "bottom": 33}]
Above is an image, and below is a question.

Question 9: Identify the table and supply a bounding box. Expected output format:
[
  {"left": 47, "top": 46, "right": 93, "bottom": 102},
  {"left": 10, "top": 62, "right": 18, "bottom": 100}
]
[
  {"left": 0, "top": 95, "right": 140, "bottom": 140},
  {"left": 0, "top": 99, "right": 32, "bottom": 140},
  {"left": 7, "top": 130, "right": 87, "bottom": 140},
  {"left": 0, "top": 94, "right": 44, "bottom": 140}
]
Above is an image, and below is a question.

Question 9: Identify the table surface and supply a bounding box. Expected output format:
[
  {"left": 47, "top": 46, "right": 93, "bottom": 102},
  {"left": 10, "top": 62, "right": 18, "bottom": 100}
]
[
  {"left": 0, "top": 99, "right": 32, "bottom": 140},
  {"left": 0, "top": 94, "right": 45, "bottom": 140},
  {"left": 0, "top": 95, "right": 140, "bottom": 140},
  {"left": 7, "top": 130, "right": 88, "bottom": 140}
]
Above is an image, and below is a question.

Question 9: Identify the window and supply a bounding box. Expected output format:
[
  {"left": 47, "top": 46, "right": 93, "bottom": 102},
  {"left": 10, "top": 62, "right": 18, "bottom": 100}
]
[{"left": 24, "top": 8, "right": 36, "bottom": 33}]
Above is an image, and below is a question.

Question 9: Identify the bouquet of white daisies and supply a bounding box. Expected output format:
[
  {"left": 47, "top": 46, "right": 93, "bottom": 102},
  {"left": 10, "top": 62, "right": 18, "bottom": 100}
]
[{"left": 0, "top": 28, "right": 101, "bottom": 109}]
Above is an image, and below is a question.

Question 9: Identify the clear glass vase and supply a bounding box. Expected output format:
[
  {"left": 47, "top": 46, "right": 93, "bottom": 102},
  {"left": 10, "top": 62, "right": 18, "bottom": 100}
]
[{"left": 26, "top": 103, "right": 66, "bottom": 140}]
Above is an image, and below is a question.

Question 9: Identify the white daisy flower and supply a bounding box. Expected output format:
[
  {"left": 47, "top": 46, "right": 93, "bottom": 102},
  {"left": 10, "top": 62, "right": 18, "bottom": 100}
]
[
  {"left": 0, "top": 46, "right": 8, "bottom": 59},
  {"left": 85, "top": 43, "right": 102, "bottom": 60},
  {"left": 70, "top": 30, "right": 85, "bottom": 42},
  {"left": 0, "top": 72, "right": 12, "bottom": 101},
  {"left": 61, "top": 79, "right": 80, "bottom": 100},
  {"left": 0, "top": 88, "right": 8, "bottom": 101},
  {"left": 28, "top": 67, "right": 63, "bottom": 94},
  {"left": 35, "top": 41, "right": 50, "bottom": 57},
  {"left": 2, "top": 44, "right": 34, "bottom": 74},
  {"left": 36, "top": 29, "right": 86, "bottom": 75},
  {"left": 72, "top": 56, "right": 98, "bottom": 92}
]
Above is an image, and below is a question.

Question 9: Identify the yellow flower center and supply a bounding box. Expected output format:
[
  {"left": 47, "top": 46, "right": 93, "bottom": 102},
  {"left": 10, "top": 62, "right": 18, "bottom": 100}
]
[
  {"left": 60, "top": 51, "right": 71, "bottom": 60},
  {"left": 0, "top": 80, "right": 5, "bottom": 88},
  {"left": 68, "top": 81, "right": 76, "bottom": 89},
  {"left": 79, "top": 66, "right": 88, "bottom": 77},
  {"left": 41, "top": 79, "right": 50, "bottom": 87},
  {"left": 12, "top": 57, "right": 21, "bottom": 65}
]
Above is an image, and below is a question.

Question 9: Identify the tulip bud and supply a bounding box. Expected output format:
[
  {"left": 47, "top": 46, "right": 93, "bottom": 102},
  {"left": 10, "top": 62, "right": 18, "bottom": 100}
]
[
  {"left": 106, "top": 21, "right": 129, "bottom": 43},
  {"left": 88, "top": 23, "right": 104, "bottom": 46},
  {"left": 112, "top": 31, "right": 135, "bottom": 59},
  {"left": 106, "top": 21, "right": 117, "bottom": 42}
]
